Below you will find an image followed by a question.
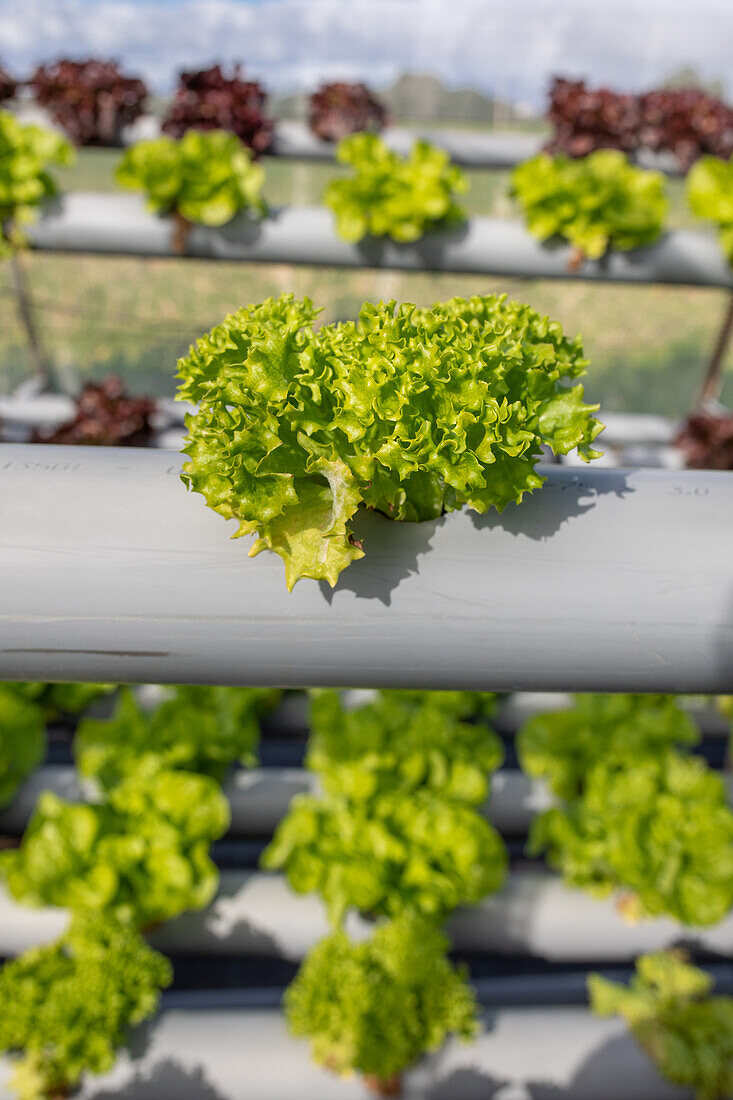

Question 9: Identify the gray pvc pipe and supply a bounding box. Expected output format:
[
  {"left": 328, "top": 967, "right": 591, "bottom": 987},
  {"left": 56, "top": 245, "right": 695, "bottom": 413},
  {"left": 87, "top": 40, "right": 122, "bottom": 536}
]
[
  {"left": 1, "top": 446, "right": 732, "bottom": 692},
  {"left": 26, "top": 195, "right": 733, "bottom": 289},
  {"left": 1, "top": 869, "right": 730, "bottom": 962},
  {"left": 0, "top": 1005, "right": 692, "bottom": 1099},
  {"left": 121, "top": 115, "right": 543, "bottom": 167},
  {"left": 153, "top": 871, "right": 733, "bottom": 962},
  {"left": 0, "top": 393, "right": 76, "bottom": 426},
  {"left": 270, "top": 119, "right": 545, "bottom": 169},
  {"left": 493, "top": 693, "right": 732, "bottom": 737}
]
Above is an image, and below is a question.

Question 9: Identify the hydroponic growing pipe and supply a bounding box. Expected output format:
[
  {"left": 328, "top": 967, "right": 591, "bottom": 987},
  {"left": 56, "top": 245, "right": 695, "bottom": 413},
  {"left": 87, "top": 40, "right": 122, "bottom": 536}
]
[
  {"left": 1, "top": 445, "right": 732, "bottom": 691},
  {"left": 1, "top": 870, "right": 731, "bottom": 961},
  {"left": 270, "top": 120, "right": 545, "bottom": 167},
  {"left": 27, "top": 195, "right": 733, "bottom": 289},
  {"left": 0, "top": 1004, "right": 696, "bottom": 1099}
]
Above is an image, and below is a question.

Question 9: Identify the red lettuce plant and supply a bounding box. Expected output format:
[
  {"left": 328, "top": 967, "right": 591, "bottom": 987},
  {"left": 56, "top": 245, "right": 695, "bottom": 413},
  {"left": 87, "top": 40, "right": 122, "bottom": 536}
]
[
  {"left": 638, "top": 88, "right": 733, "bottom": 171},
  {"left": 0, "top": 62, "right": 16, "bottom": 104},
  {"left": 309, "top": 82, "right": 388, "bottom": 142},
  {"left": 30, "top": 59, "right": 147, "bottom": 146},
  {"left": 675, "top": 411, "right": 733, "bottom": 470},
  {"left": 33, "top": 376, "right": 155, "bottom": 446},
  {"left": 162, "top": 64, "right": 273, "bottom": 155},
  {"left": 545, "top": 77, "right": 640, "bottom": 157},
  {"left": 546, "top": 77, "right": 733, "bottom": 170}
]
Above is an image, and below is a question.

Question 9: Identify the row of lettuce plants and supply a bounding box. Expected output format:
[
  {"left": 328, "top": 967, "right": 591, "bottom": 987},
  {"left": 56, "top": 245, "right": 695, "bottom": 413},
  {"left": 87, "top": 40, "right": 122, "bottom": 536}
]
[
  {"left": 546, "top": 77, "right": 733, "bottom": 170},
  {"left": 0, "top": 685, "right": 732, "bottom": 1096},
  {"left": 4, "top": 105, "right": 733, "bottom": 269},
  {"left": 0, "top": 682, "right": 281, "bottom": 1100},
  {"left": 518, "top": 694, "right": 733, "bottom": 927},
  {"left": 267, "top": 689, "right": 733, "bottom": 1096},
  {"left": 265, "top": 690, "right": 504, "bottom": 1093},
  {"left": 1, "top": 110, "right": 732, "bottom": 472},
  {"left": 1, "top": 56, "right": 730, "bottom": 171},
  {"left": 0, "top": 60, "right": 388, "bottom": 150}
]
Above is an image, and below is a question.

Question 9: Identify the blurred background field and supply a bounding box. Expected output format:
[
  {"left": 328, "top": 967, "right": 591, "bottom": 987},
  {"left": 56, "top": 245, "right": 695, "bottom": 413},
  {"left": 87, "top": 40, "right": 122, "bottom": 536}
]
[{"left": 0, "top": 147, "right": 730, "bottom": 415}]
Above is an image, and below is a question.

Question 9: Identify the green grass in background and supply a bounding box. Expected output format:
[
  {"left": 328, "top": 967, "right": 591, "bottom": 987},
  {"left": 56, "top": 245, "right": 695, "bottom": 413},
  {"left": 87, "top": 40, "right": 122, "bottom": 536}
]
[
  {"left": 1, "top": 149, "right": 729, "bottom": 415},
  {"left": 1, "top": 252, "right": 730, "bottom": 414}
]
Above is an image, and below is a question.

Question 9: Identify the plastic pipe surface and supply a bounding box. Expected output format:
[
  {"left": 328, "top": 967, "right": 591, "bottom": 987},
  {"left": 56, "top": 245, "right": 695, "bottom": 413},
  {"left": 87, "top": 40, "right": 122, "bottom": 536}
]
[
  {"left": 1, "top": 446, "right": 732, "bottom": 691},
  {"left": 27, "top": 195, "right": 733, "bottom": 289},
  {"left": 270, "top": 120, "right": 545, "bottom": 167},
  {"left": 268, "top": 120, "right": 681, "bottom": 176},
  {"left": 0, "top": 1006, "right": 690, "bottom": 1100},
  {"left": 1, "top": 870, "right": 731, "bottom": 961}
]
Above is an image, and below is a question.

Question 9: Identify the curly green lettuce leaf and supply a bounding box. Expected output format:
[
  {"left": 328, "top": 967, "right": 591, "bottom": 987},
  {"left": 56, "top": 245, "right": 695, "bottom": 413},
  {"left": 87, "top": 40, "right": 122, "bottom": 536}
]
[
  {"left": 517, "top": 693, "right": 699, "bottom": 801},
  {"left": 0, "top": 770, "right": 229, "bottom": 926},
  {"left": 307, "top": 689, "right": 503, "bottom": 804},
  {"left": 74, "top": 684, "right": 281, "bottom": 789},
  {"left": 324, "top": 132, "right": 468, "bottom": 243},
  {"left": 589, "top": 950, "right": 733, "bottom": 1100},
  {"left": 285, "top": 916, "right": 478, "bottom": 1089},
  {"left": 115, "top": 128, "right": 267, "bottom": 225},
  {"left": 177, "top": 292, "right": 602, "bottom": 589},
  {"left": 0, "top": 910, "right": 171, "bottom": 1100},
  {"left": 262, "top": 789, "right": 507, "bottom": 927},
  {"left": 687, "top": 154, "right": 733, "bottom": 266},
  {"left": 0, "top": 686, "right": 46, "bottom": 809},
  {"left": 511, "top": 150, "right": 668, "bottom": 260},
  {"left": 529, "top": 750, "right": 733, "bottom": 926},
  {"left": 0, "top": 108, "right": 74, "bottom": 255}
]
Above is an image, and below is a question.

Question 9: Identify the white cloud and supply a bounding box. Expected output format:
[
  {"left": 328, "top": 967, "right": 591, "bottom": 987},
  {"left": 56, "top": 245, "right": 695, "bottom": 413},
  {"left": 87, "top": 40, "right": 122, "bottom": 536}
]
[{"left": 0, "top": 0, "right": 730, "bottom": 104}]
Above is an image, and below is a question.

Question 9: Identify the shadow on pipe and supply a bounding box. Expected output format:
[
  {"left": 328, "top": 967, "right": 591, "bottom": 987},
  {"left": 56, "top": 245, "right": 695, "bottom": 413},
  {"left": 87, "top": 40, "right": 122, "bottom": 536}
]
[{"left": 319, "top": 467, "right": 635, "bottom": 607}]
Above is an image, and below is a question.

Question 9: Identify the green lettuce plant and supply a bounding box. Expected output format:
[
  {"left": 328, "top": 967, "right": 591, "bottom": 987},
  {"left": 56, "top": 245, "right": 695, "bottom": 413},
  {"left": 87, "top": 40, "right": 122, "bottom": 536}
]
[
  {"left": 285, "top": 916, "right": 478, "bottom": 1095},
  {"left": 373, "top": 689, "right": 498, "bottom": 720},
  {"left": 517, "top": 693, "right": 699, "bottom": 801},
  {"left": 0, "top": 911, "right": 171, "bottom": 1100},
  {"left": 589, "top": 950, "right": 733, "bottom": 1100},
  {"left": 0, "top": 769, "right": 229, "bottom": 927},
  {"left": 307, "top": 690, "right": 503, "bottom": 804},
  {"left": 115, "top": 128, "right": 266, "bottom": 251},
  {"left": 510, "top": 150, "right": 668, "bottom": 263},
  {"left": 74, "top": 684, "right": 281, "bottom": 790},
  {"left": 687, "top": 154, "right": 733, "bottom": 266},
  {"left": 5, "top": 682, "right": 115, "bottom": 720},
  {"left": 177, "top": 292, "right": 602, "bottom": 589},
  {"left": 0, "top": 686, "right": 46, "bottom": 809},
  {"left": 324, "top": 132, "right": 468, "bottom": 243},
  {"left": 0, "top": 108, "right": 73, "bottom": 255},
  {"left": 262, "top": 789, "right": 507, "bottom": 927},
  {"left": 529, "top": 750, "right": 733, "bottom": 926}
]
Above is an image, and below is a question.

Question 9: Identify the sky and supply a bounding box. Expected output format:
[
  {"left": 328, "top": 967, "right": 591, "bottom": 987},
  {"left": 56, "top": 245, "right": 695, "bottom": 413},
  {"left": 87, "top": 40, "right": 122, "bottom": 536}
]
[{"left": 0, "top": 0, "right": 731, "bottom": 107}]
